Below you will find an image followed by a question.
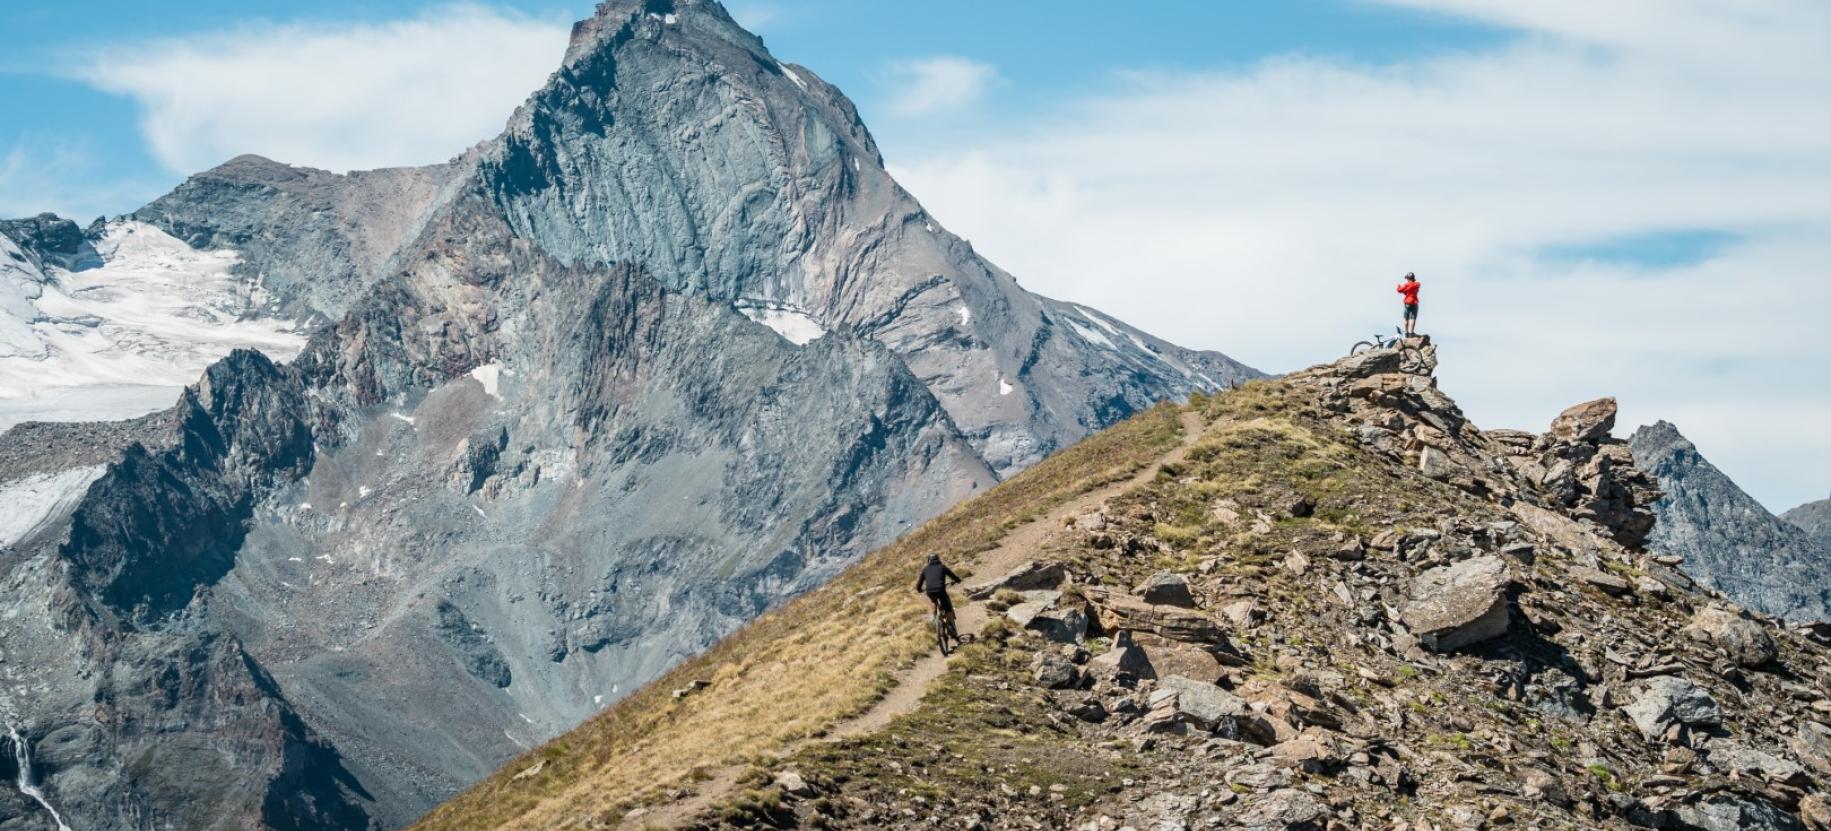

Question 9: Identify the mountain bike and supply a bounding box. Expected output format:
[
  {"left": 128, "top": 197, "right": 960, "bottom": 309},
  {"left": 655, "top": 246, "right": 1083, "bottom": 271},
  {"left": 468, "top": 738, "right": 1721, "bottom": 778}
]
[
  {"left": 1349, "top": 326, "right": 1409, "bottom": 355},
  {"left": 931, "top": 602, "right": 960, "bottom": 656}
]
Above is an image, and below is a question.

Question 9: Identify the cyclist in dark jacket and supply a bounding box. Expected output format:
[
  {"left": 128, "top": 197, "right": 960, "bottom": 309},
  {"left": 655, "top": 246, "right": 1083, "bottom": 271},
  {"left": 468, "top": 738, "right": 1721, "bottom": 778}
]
[{"left": 915, "top": 554, "right": 962, "bottom": 621}]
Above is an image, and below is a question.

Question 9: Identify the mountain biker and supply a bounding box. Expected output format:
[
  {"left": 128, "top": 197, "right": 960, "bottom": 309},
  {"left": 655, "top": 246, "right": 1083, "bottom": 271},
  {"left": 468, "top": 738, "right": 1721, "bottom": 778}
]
[
  {"left": 1396, "top": 272, "right": 1421, "bottom": 337},
  {"left": 915, "top": 554, "right": 962, "bottom": 641}
]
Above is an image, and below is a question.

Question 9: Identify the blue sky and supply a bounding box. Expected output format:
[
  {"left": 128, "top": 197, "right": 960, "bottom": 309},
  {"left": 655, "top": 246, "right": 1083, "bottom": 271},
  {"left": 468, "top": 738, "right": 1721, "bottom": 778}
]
[
  {"left": 2, "top": 1, "right": 1828, "bottom": 512},
  {"left": 0, "top": 0, "right": 1500, "bottom": 221}
]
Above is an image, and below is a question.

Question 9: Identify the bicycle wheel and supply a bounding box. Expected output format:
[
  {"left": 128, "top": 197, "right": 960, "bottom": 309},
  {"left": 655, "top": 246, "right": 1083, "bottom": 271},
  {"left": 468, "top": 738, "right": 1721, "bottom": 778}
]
[
  {"left": 1349, "top": 340, "right": 1376, "bottom": 355},
  {"left": 935, "top": 613, "right": 952, "bottom": 655}
]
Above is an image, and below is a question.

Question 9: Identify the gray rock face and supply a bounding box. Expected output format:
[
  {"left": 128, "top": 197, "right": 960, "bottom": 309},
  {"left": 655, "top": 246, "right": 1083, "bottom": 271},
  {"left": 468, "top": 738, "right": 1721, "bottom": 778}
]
[
  {"left": 1629, "top": 421, "right": 1831, "bottom": 622},
  {"left": 0, "top": 2, "right": 1267, "bottom": 828},
  {"left": 473, "top": 0, "right": 1259, "bottom": 473}
]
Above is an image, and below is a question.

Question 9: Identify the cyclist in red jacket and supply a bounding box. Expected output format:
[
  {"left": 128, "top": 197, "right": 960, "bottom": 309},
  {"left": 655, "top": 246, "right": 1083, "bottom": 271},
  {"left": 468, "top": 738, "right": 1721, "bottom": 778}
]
[{"left": 1396, "top": 273, "right": 1421, "bottom": 337}]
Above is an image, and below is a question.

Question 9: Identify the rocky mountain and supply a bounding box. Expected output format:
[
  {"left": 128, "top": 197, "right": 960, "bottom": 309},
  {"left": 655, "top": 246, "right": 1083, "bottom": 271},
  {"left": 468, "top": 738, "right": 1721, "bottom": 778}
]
[
  {"left": 422, "top": 345, "right": 1831, "bottom": 831},
  {"left": 0, "top": 1, "right": 1260, "bottom": 828},
  {"left": 1784, "top": 498, "right": 1831, "bottom": 552},
  {"left": 1629, "top": 421, "right": 1831, "bottom": 623}
]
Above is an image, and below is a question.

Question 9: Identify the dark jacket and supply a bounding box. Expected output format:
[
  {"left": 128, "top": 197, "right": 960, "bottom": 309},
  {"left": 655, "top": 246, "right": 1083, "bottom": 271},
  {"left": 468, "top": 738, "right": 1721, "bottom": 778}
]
[{"left": 916, "top": 561, "right": 961, "bottom": 594}]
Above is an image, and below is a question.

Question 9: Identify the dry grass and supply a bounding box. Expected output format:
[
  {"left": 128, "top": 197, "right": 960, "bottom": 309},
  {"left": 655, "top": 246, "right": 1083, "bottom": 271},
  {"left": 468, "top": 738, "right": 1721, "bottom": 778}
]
[{"left": 411, "top": 403, "right": 1188, "bottom": 830}]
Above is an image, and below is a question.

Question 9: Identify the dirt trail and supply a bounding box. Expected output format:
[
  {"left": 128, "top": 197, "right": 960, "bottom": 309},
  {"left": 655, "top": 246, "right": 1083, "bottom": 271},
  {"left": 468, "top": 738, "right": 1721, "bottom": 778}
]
[{"left": 621, "top": 409, "right": 1208, "bottom": 830}]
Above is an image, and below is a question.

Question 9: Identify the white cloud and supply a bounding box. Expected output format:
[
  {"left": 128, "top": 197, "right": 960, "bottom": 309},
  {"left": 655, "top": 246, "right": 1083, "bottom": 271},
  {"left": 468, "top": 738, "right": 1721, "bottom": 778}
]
[
  {"left": 882, "top": 56, "right": 999, "bottom": 117},
  {"left": 728, "top": 3, "right": 782, "bottom": 32},
  {"left": 886, "top": 0, "right": 1831, "bottom": 511},
  {"left": 71, "top": 4, "right": 570, "bottom": 175}
]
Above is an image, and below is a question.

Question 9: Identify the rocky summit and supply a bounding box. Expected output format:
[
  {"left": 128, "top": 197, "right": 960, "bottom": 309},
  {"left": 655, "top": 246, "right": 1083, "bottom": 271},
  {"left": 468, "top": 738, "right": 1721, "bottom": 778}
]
[
  {"left": 420, "top": 344, "right": 1831, "bottom": 831},
  {"left": 0, "top": 1, "right": 1260, "bottom": 828},
  {"left": 1629, "top": 421, "right": 1831, "bottom": 623}
]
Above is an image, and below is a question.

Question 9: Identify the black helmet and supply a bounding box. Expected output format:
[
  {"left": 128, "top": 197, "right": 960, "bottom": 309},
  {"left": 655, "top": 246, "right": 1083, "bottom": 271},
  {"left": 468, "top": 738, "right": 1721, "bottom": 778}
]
[
  {"left": 927, "top": 554, "right": 941, "bottom": 564},
  {"left": 1405, "top": 272, "right": 1415, "bottom": 279}
]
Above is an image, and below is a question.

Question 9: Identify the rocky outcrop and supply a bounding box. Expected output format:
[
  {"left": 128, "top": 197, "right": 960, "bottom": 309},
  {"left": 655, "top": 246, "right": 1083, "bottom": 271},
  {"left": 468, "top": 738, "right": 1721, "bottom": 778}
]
[
  {"left": 1492, "top": 397, "right": 1661, "bottom": 548},
  {"left": 1630, "top": 421, "right": 1831, "bottom": 621}
]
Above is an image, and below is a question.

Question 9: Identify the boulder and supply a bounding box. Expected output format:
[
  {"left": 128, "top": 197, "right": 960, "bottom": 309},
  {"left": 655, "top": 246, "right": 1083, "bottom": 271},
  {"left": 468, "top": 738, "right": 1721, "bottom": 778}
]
[
  {"left": 1006, "top": 593, "right": 1088, "bottom": 644},
  {"left": 1155, "top": 675, "right": 1249, "bottom": 736},
  {"left": 965, "top": 560, "right": 1066, "bottom": 600},
  {"left": 1132, "top": 631, "right": 1234, "bottom": 682},
  {"left": 1801, "top": 795, "right": 1831, "bottom": 831},
  {"left": 1269, "top": 728, "right": 1344, "bottom": 772},
  {"left": 1707, "top": 740, "right": 1808, "bottom": 787},
  {"left": 1517, "top": 766, "right": 1572, "bottom": 807},
  {"left": 1027, "top": 605, "right": 1089, "bottom": 645},
  {"left": 1571, "top": 566, "right": 1633, "bottom": 596},
  {"left": 1222, "top": 599, "right": 1264, "bottom": 629},
  {"left": 775, "top": 770, "right": 815, "bottom": 798},
  {"left": 1086, "top": 633, "right": 1152, "bottom": 683},
  {"left": 1550, "top": 397, "right": 1618, "bottom": 443},
  {"left": 1683, "top": 607, "right": 1778, "bottom": 668},
  {"left": 1670, "top": 795, "right": 1804, "bottom": 831},
  {"left": 1418, "top": 446, "right": 1454, "bottom": 480},
  {"left": 1792, "top": 722, "right": 1831, "bottom": 776},
  {"left": 1083, "top": 588, "right": 1230, "bottom": 644},
  {"left": 1031, "top": 651, "right": 1081, "bottom": 690},
  {"left": 1399, "top": 555, "right": 1511, "bottom": 652},
  {"left": 1134, "top": 572, "right": 1196, "bottom": 608},
  {"left": 1623, "top": 676, "right": 1723, "bottom": 741}
]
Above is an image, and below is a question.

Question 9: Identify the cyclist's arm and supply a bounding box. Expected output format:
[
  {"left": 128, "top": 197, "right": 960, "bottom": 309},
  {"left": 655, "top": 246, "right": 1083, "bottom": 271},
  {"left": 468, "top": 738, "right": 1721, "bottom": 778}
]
[
  {"left": 914, "top": 573, "right": 926, "bottom": 593},
  {"left": 944, "top": 566, "right": 962, "bottom": 585}
]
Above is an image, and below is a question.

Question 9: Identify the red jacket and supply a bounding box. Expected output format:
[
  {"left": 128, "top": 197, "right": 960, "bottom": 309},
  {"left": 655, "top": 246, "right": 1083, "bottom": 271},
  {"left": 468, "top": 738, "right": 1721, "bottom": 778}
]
[{"left": 1397, "top": 280, "right": 1420, "bottom": 306}]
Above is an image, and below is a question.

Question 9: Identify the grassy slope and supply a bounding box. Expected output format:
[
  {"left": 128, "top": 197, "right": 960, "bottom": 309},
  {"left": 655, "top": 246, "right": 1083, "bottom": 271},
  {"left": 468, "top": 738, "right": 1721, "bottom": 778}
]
[
  {"left": 413, "top": 403, "right": 1188, "bottom": 829},
  {"left": 712, "top": 379, "right": 1452, "bottom": 827}
]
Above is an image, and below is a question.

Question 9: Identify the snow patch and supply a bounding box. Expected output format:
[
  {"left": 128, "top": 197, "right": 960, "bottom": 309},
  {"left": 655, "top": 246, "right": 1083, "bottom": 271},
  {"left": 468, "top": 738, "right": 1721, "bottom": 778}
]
[
  {"left": 852, "top": 157, "right": 860, "bottom": 172},
  {"left": 388, "top": 411, "right": 416, "bottom": 426},
  {"left": 0, "top": 466, "right": 105, "bottom": 548},
  {"left": 471, "top": 504, "right": 487, "bottom": 519},
  {"left": 357, "top": 486, "right": 373, "bottom": 498},
  {"left": 957, "top": 306, "right": 972, "bottom": 327},
  {"left": 468, "top": 363, "right": 505, "bottom": 398},
  {"left": 1067, "top": 319, "right": 1114, "bottom": 349},
  {"left": 779, "top": 63, "right": 808, "bottom": 90},
  {"left": 735, "top": 300, "right": 826, "bottom": 346},
  {"left": 999, "top": 378, "right": 1014, "bottom": 396},
  {"left": 1075, "top": 305, "right": 1123, "bottom": 337},
  {"left": 0, "top": 221, "right": 306, "bottom": 430}
]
